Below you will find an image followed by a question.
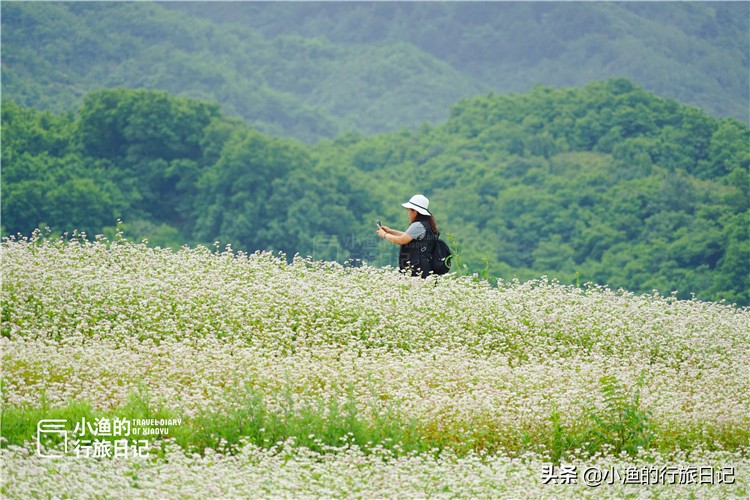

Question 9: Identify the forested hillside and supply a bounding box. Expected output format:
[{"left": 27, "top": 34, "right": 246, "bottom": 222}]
[
  {"left": 1, "top": 1, "right": 482, "bottom": 142},
  {"left": 169, "top": 2, "right": 749, "bottom": 123},
  {"left": 2, "top": 2, "right": 748, "bottom": 142},
  {"left": 3, "top": 81, "right": 748, "bottom": 305}
]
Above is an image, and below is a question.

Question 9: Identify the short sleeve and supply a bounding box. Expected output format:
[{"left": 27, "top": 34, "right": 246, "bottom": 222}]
[{"left": 405, "top": 222, "right": 427, "bottom": 240}]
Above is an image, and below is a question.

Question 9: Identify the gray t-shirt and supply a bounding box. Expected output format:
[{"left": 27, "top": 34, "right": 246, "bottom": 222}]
[{"left": 405, "top": 221, "right": 427, "bottom": 241}]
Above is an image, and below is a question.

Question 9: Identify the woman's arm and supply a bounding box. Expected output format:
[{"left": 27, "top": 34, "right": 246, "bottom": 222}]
[
  {"left": 378, "top": 228, "right": 412, "bottom": 246},
  {"left": 386, "top": 232, "right": 413, "bottom": 245},
  {"left": 379, "top": 225, "right": 403, "bottom": 236}
]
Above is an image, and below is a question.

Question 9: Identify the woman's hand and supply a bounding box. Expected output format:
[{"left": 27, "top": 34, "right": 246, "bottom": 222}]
[
  {"left": 379, "top": 225, "right": 392, "bottom": 234},
  {"left": 377, "top": 228, "right": 387, "bottom": 239}
]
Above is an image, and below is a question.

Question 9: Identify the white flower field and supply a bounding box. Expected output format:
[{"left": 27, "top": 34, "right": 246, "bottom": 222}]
[{"left": 2, "top": 233, "right": 748, "bottom": 497}]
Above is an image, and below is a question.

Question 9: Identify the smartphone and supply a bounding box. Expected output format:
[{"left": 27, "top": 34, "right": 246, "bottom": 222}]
[{"left": 377, "top": 219, "right": 382, "bottom": 227}]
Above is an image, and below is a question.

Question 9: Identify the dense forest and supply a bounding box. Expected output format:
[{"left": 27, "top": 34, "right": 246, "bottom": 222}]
[
  {"left": 3, "top": 80, "right": 748, "bottom": 305},
  {"left": 2, "top": 2, "right": 748, "bottom": 143},
  {"left": 2, "top": 2, "right": 748, "bottom": 305}
]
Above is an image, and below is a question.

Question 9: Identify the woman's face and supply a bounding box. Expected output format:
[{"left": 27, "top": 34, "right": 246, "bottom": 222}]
[{"left": 407, "top": 208, "right": 418, "bottom": 222}]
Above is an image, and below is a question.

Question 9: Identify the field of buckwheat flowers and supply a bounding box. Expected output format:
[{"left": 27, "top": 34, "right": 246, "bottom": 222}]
[{"left": 1, "top": 232, "right": 748, "bottom": 498}]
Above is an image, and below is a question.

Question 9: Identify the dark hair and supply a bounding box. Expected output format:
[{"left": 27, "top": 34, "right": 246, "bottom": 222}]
[{"left": 415, "top": 212, "right": 438, "bottom": 234}]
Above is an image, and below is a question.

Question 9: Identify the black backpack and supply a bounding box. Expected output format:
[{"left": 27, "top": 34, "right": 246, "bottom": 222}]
[{"left": 430, "top": 233, "right": 452, "bottom": 275}]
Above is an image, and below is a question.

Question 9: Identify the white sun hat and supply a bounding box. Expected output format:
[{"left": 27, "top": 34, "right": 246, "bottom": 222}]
[{"left": 402, "top": 194, "right": 431, "bottom": 216}]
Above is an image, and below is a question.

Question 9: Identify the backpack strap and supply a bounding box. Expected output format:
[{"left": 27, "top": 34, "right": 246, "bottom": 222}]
[{"left": 418, "top": 220, "right": 438, "bottom": 256}]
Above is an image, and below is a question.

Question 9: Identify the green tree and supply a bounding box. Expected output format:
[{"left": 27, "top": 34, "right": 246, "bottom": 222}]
[
  {"left": 76, "top": 88, "right": 221, "bottom": 228},
  {"left": 192, "top": 128, "right": 311, "bottom": 251}
]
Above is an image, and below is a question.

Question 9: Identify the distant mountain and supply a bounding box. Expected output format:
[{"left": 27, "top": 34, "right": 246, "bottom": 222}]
[
  {"left": 168, "top": 2, "right": 749, "bottom": 122},
  {"left": 2, "top": 1, "right": 748, "bottom": 142}
]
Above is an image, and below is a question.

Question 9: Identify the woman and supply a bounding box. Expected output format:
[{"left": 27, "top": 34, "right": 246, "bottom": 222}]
[{"left": 377, "top": 194, "right": 438, "bottom": 278}]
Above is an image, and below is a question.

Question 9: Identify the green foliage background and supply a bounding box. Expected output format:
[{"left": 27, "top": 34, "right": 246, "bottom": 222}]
[
  {"left": 1, "top": 2, "right": 749, "bottom": 306},
  {"left": 3, "top": 81, "right": 748, "bottom": 305},
  {"left": 2, "top": 2, "right": 748, "bottom": 142}
]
